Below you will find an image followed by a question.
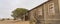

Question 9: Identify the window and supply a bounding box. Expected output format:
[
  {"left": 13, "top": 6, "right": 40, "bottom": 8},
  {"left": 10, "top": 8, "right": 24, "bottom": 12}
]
[{"left": 48, "top": 2, "right": 55, "bottom": 16}]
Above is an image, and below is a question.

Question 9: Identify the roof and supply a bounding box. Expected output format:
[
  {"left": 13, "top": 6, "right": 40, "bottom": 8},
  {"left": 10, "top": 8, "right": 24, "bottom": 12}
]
[{"left": 28, "top": 0, "right": 51, "bottom": 12}]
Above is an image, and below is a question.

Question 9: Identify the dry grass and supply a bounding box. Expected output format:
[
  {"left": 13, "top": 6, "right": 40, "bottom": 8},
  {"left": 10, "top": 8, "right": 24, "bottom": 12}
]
[{"left": 0, "top": 20, "right": 30, "bottom": 24}]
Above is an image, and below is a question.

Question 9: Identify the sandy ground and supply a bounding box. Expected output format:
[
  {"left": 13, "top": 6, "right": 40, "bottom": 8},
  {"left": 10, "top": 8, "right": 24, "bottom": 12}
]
[{"left": 0, "top": 20, "right": 30, "bottom": 24}]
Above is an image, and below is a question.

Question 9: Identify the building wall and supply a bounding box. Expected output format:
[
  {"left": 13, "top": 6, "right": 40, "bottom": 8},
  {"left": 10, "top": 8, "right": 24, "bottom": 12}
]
[
  {"left": 43, "top": 0, "right": 60, "bottom": 24},
  {"left": 58, "top": 0, "right": 60, "bottom": 13},
  {"left": 43, "top": 0, "right": 56, "bottom": 24},
  {"left": 36, "top": 5, "right": 44, "bottom": 24},
  {"left": 29, "top": 4, "right": 44, "bottom": 24},
  {"left": 28, "top": 0, "right": 60, "bottom": 24},
  {"left": 29, "top": 9, "right": 36, "bottom": 24}
]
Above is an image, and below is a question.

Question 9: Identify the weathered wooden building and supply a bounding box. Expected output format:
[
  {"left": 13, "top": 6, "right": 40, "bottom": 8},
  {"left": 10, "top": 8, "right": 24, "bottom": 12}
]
[
  {"left": 25, "top": 0, "right": 60, "bottom": 24},
  {"left": 24, "top": 0, "right": 60, "bottom": 24}
]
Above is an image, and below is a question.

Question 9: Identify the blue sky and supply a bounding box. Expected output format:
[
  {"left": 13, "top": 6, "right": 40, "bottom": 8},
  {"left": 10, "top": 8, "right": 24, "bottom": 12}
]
[{"left": 0, "top": 0, "right": 47, "bottom": 18}]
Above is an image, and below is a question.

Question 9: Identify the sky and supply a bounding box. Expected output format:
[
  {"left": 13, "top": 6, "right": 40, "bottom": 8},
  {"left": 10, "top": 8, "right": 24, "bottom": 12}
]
[{"left": 0, "top": 0, "right": 47, "bottom": 19}]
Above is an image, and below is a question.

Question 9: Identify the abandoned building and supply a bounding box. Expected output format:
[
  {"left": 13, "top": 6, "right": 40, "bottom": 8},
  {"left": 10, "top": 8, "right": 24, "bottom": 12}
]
[{"left": 24, "top": 0, "right": 60, "bottom": 24}]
